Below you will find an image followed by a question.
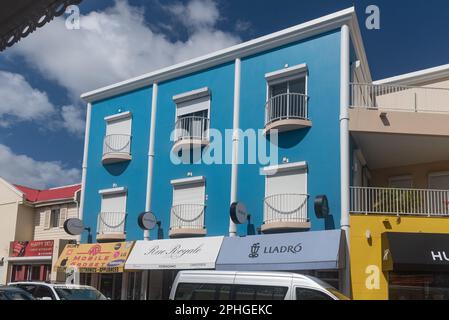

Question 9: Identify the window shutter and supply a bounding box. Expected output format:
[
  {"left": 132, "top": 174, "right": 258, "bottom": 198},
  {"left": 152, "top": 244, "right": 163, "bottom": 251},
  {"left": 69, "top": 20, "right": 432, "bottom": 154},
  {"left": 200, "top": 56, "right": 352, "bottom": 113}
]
[
  {"left": 44, "top": 210, "right": 51, "bottom": 230},
  {"left": 59, "top": 207, "right": 68, "bottom": 228}
]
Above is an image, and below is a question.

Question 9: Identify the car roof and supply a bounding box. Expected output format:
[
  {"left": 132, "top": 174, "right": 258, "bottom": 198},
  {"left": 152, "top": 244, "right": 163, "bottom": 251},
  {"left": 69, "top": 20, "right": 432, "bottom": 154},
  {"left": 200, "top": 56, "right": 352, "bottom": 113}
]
[
  {"left": 10, "top": 282, "right": 95, "bottom": 289},
  {"left": 176, "top": 270, "right": 333, "bottom": 288}
]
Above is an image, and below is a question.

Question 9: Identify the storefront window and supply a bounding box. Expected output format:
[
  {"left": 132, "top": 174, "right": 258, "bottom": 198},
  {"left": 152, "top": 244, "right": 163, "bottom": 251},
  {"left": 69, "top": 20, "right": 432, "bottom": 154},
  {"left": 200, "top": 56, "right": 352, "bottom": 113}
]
[
  {"left": 389, "top": 273, "right": 449, "bottom": 300},
  {"left": 99, "top": 274, "right": 123, "bottom": 300}
]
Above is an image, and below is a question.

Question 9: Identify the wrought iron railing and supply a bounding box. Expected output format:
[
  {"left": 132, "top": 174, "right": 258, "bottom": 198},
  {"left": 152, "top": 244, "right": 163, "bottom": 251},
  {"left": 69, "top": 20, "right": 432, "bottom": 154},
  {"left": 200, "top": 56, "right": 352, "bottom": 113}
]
[
  {"left": 263, "top": 193, "right": 309, "bottom": 224},
  {"left": 103, "top": 134, "right": 131, "bottom": 156},
  {"left": 350, "top": 83, "right": 449, "bottom": 113},
  {"left": 174, "top": 116, "right": 209, "bottom": 142},
  {"left": 170, "top": 204, "right": 206, "bottom": 231},
  {"left": 350, "top": 186, "right": 449, "bottom": 216},
  {"left": 97, "top": 212, "right": 127, "bottom": 234},
  {"left": 265, "top": 93, "right": 309, "bottom": 125}
]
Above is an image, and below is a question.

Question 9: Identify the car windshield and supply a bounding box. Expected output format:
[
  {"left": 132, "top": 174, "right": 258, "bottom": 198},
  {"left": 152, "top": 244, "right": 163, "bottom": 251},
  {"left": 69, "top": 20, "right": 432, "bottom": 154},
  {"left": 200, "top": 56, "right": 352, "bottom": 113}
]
[
  {"left": 326, "top": 287, "right": 350, "bottom": 300},
  {"left": 54, "top": 287, "right": 107, "bottom": 300},
  {"left": 6, "top": 291, "right": 33, "bottom": 300}
]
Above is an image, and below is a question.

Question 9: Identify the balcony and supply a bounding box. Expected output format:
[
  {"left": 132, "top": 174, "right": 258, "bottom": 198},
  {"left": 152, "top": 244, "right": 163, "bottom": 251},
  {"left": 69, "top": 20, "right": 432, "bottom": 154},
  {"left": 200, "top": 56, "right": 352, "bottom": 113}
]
[
  {"left": 350, "top": 186, "right": 449, "bottom": 217},
  {"left": 102, "top": 134, "right": 132, "bottom": 165},
  {"left": 262, "top": 194, "right": 310, "bottom": 233},
  {"left": 351, "top": 83, "right": 449, "bottom": 113},
  {"left": 169, "top": 204, "right": 207, "bottom": 238},
  {"left": 172, "top": 116, "right": 210, "bottom": 153},
  {"left": 264, "top": 93, "right": 311, "bottom": 135},
  {"left": 96, "top": 212, "right": 127, "bottom": 242}
]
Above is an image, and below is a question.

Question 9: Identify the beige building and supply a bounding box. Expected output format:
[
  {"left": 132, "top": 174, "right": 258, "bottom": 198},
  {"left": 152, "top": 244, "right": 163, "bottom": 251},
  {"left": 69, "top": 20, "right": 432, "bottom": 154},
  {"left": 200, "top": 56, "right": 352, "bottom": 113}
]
[
  {"left": 0, "top": 177, "right": 81, "bottom": 284},
  {"left": 349, "top": 63, "right": 449, "bottom": 300}
]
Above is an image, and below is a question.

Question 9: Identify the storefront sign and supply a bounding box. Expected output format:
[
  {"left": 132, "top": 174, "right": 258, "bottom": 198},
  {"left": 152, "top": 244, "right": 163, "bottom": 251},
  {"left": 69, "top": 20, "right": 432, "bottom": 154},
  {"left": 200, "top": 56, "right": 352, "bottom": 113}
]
[
  {"left": 9, "top": 240, "right": 54, "bottom": 258},
  {"left": 314, "top": 195, "right": 330, "bottom": 219},
  {"left": 216, "top": 230, "right": 345, "bottom": 271},
  {"left": 230, "top": 202, "right": 248, "bottom": 225},
  {"left": 54, "top": 242, "right": 135, "bottom": 273},
  {"left": 138, "top": 211, "right": 158, "bottom": 231},
  {"left": 125, "top": 237, "right": 224, "bottom": 270},
  {"left": 382, "top": 232, "right": 449, "bottom": 272}
]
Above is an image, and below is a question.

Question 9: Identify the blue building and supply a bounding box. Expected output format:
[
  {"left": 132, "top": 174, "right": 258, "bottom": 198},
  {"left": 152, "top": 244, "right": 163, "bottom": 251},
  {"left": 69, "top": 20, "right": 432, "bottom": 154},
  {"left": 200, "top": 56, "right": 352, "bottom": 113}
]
[{"left": 77, "top": 7, "right": 371, "bottom": 299}]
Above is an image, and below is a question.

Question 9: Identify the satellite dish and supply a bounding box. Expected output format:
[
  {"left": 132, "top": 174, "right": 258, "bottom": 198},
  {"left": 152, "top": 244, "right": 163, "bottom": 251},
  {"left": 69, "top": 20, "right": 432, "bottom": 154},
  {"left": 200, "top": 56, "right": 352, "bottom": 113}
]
[{"left": 64, "top": 218, "right": 85, "bottom": 236}]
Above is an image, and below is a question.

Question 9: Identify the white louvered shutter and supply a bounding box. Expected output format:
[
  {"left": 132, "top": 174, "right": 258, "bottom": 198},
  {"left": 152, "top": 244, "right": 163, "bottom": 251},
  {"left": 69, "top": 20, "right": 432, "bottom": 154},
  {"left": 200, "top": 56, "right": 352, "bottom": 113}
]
[
  {"left": 44, "top": 210, "right": 51, "bottom": 230},
  {"left": 173, "top": 182, "right": 205, "bottom": 205},
  {"left": 59, "top": 207, "right": 68, "bottom": 228}
]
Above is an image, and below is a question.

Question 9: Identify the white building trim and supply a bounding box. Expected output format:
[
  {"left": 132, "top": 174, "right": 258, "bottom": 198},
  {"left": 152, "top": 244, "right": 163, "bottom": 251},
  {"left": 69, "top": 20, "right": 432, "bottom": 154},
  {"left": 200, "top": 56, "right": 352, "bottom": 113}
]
[
  {"left": 173, "top": 87, "right": 210, "bottom": 104},
  {"left": 170, "top": 176, "right": 205, "bottom": 187},
  {"left": 262, "top": 161, "right": 308, "bottom": 176},
  {"left": 81, "top": 7, "right": 371, "bottom": 103},
  {"left": 98, "top": 187, "right": 127, "bottom": 195},
  {"left": 104, "top": 111, "right": 132, "bottom": 122},
  {"left": 265, "top": 63, "right": 308, "bottom": 83},
  {"left": 374, "top": 63, "right": 449, "bottom": 86}
]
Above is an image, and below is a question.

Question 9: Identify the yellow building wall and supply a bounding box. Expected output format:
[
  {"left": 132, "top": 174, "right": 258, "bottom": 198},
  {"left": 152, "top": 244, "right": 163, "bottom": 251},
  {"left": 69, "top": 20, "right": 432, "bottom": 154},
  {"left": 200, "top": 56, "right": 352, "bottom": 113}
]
[{"left": 350, "top": 214, "right": 449, "bottom": 300}]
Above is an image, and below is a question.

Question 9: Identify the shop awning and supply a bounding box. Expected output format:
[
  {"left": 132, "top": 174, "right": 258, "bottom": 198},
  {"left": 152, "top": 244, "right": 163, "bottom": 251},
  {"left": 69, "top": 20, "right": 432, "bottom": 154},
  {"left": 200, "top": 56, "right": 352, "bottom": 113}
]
[
  {"left": 382, "top": 232, "right": 449, "bottom": 272},
  {"left": 125, "top": 237, "right": 224, "bottom": 270},
  {"left": 54, "top": 242, "right": 134, "bottom": 273},
  {"left": 216, "top": 230, "right": 345, "bottom": 271}
]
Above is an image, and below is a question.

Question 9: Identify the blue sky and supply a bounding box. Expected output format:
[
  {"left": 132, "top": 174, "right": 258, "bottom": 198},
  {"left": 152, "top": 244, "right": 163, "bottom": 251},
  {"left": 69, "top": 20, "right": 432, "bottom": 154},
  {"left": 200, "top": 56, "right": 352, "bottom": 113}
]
[{"left": 0, "top": 0, "right": 448, "bottom": 188}]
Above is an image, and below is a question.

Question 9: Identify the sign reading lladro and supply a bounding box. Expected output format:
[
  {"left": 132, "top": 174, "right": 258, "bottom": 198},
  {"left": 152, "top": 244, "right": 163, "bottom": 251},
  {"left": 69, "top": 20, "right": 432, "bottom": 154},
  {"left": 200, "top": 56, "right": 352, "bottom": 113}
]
[
  {"left": 125, "top": 237, "right": 224, "bottom": 270},
  {"left": 216, "top": 230, "right": 345, "bottom": 271},
  {"left": 248, "top": 242, "right": 302, "bottom": 259}
]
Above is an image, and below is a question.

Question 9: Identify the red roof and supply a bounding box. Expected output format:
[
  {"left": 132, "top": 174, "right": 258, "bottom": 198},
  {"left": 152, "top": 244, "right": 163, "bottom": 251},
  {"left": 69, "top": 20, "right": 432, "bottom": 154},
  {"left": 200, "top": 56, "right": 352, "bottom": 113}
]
[{"left": 14, "top": 184, "right": 81, "bottom": 203}]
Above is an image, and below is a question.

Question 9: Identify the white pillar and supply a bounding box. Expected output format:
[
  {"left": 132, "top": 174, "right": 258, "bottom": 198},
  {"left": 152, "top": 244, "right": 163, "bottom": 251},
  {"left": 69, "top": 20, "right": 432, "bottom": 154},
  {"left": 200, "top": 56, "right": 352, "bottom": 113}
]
[
  {"left": 340, "top": 24, "right": 351, "bottom": 297},
  {"left": 144, "top": 83, "right": 159, "bottom": 241},
  {"left": 229, "top": 58, "right": 241, "bottom": 237},
  {"left": 141, "top": 83, "right": 158, "bottom": 300},
  {"left": 78, "top": 102, "right": 92, "bottom": 243}
]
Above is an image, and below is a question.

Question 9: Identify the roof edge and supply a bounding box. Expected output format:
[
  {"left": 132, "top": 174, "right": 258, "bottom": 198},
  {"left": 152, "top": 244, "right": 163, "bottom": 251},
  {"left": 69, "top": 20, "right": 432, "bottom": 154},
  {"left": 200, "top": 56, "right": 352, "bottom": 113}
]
[
  {"left": 374, "top": 63, "right": 449, "bottom": 86},
  {"left": 0, "top": 177, "right": 24, "bottom": 199},
  {"left": 81, "top": 7, "right": 370, "bottom": 103}
]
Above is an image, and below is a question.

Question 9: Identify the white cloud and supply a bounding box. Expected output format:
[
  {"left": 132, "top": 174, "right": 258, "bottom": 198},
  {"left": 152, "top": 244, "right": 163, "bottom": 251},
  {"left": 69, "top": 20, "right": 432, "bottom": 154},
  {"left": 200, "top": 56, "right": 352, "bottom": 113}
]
[
  {"left": 0, "top": 71, "right": 55, "bottom": 126},
  {"left": 0, "top": 70, "right": 85, "bottom": 136},
  {"left": 0, "top": 144, "right": 81, "bottom": 189},
  {"left": 8, "top": 0, "right": 240, "bottom": 99},
  {"left": 166, "top": 0, "right": 220, "bottom": 29},
  {"left": 60, "top": 105, "right": 86, "bottom": 137}
]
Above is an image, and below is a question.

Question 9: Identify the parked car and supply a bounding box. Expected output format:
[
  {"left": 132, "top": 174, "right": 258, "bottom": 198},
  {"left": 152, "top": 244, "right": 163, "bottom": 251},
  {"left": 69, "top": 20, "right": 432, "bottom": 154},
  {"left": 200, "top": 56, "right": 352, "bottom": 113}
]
[
  {"left": 8, "top": 282, "right": 107, "bottom": 300},
  {"left": 170, "top": 271, "right": 350, "bottom": 300},
  {"left": 0, "top": 286, "right": 35, "bottom": 300}
]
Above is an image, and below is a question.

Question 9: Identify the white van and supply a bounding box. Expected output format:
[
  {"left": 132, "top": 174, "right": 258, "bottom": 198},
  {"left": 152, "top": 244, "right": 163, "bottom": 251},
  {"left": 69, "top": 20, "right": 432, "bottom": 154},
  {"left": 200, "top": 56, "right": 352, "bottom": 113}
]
[{"left": 169, "top": 271, "right": 349, "bottom": 300}]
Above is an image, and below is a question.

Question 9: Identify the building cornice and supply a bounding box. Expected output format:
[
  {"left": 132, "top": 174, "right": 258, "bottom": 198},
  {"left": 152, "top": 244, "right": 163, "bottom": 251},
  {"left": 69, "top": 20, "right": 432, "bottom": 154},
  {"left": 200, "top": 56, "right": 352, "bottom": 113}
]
[
  {"left": 374, "top": 63, "right": 449, "bottom": 86},
  {"left": 81, "top": 7, "right": 371, "bottom": 103}
]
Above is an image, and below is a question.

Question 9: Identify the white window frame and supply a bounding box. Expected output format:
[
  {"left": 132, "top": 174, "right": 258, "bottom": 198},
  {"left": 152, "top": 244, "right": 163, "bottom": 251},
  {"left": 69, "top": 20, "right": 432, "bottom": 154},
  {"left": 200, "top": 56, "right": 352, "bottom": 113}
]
[
  {"left": 388, "top": 175, "right": 413, "bottom": 188},
  {"left": 265, "top": 64, "right": 308, "bottom": 101},
  {"left": 49, "top": 207, "right": 61, "bottom": 229},
  {"left": 98, "top": 187, "right": 128, "bottom": 213},
  {"left": 428, "top": 171, "right": 449, "bottom": 190}
]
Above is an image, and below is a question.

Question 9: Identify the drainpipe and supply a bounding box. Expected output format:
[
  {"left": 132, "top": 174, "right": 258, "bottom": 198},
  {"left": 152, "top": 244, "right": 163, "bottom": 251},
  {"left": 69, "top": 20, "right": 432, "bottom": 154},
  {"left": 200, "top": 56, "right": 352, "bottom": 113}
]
[
  {"left": 229, "top": 58, "right": 241, "bottom": 237},
  {"left": 141, "top": 83, "right": 158, "bottom": 301},
  {"left": 144, "top": 83, "right": 159, "bottom": 241},
  {"left": 340, "top": 24, "right": 351, "bottom": 297},
  {"left": 78, "top": 102, "right": 92, "bottom": 243}
]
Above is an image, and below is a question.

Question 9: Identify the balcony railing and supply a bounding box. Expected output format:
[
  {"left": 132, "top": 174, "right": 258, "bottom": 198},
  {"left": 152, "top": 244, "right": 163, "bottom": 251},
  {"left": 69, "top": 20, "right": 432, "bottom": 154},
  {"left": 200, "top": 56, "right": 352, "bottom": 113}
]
[
  {"left": 103, "top": 134, "right": 132, "bottom": 156},
  {"left": 350, "top": 83, "right": 449, "bottom": 113},
  {"left": 350, "top": 186, "right": 449, "bottom": 216},
  {"left": 265, "top": 93, "right": 309, "bottom": 125},
  {"left": 170, "top": 204, "right": 206, "bottom": 231},
  {"left": 263, "top": 193, "right": 309, "bottom": 224},
  {"left": 174, "top": 116, "right": 209, "bottom": 142},
  {"left": 97, "top": 212, "right": 127, "bottom": 235}
]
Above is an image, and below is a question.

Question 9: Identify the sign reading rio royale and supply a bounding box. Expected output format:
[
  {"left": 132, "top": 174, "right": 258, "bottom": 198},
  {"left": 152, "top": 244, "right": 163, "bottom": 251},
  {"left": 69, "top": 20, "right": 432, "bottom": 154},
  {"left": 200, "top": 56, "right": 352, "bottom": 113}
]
[{"left": 55, "top": 242, "right": 135, "bottom": 273}]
